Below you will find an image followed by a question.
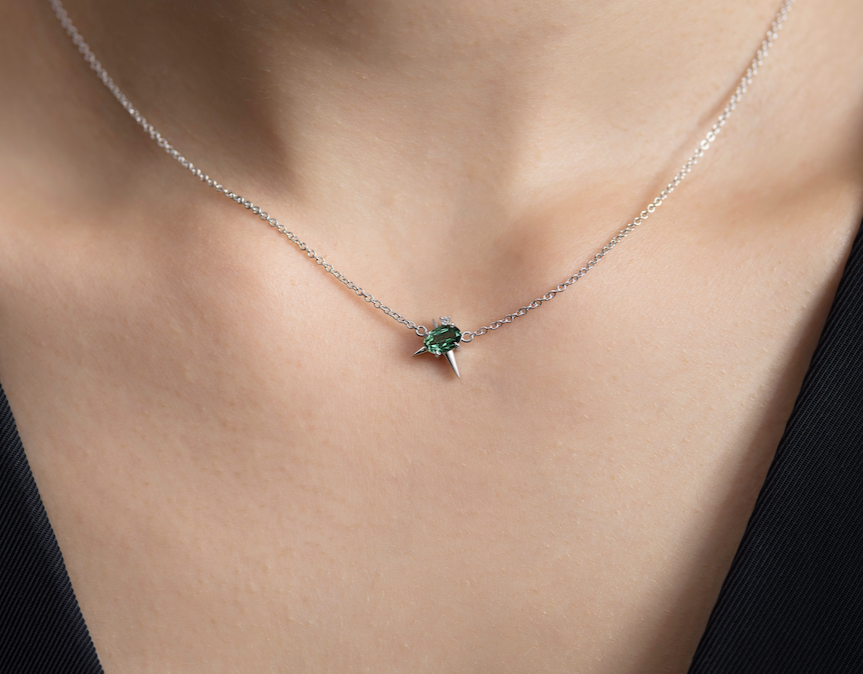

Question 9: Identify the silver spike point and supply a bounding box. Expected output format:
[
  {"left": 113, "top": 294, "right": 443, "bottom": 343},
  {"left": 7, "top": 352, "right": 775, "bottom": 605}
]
[
  {"left": 432, "top": 318, "right": 439, "bottom": 329},
  {"left": 413, "top": 346, "right": 428, "bottom": 356},
  {"left": 445, "top": 349, "right": 460, "bottom": 378}
]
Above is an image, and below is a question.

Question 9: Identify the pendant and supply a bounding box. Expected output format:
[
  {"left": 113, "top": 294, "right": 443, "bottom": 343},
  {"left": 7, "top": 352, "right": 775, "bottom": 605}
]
[{"left": 413, "top": 317, "right": 462, "bottom": 378}]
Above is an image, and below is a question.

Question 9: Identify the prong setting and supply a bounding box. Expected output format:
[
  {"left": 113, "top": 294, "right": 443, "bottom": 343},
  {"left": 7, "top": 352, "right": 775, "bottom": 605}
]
[{"left": 413, "top": 315, "right": 463, "bottom": 377}]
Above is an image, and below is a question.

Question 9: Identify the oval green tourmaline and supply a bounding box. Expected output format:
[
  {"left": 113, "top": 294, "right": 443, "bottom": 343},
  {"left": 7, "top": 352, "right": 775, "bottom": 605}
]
[{"left": 424, "top": 324, "right": 462, "bottom": 355}]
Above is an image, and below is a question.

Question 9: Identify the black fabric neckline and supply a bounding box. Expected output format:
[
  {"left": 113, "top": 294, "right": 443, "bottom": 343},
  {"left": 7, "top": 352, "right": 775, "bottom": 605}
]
[
  {"left": 686, "top": 221, "right": 863, "bottom": 673},
  {"left": 2, "top": 221, "right": 862, "bottom": 673},
  {"left": 0, "top": 389, "right": 103, "bottom": 671}
]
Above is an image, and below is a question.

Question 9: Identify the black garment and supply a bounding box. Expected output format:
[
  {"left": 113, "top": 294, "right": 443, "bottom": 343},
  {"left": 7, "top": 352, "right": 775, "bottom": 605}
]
[{"left": 2, "top": 224, "right": 863, "bottom": 674}]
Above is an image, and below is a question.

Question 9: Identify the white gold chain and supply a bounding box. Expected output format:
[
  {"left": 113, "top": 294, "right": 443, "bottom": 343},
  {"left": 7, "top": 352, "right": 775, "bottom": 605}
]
[{"left": 49, "top": 0, "right": 795, "bottom": 342}]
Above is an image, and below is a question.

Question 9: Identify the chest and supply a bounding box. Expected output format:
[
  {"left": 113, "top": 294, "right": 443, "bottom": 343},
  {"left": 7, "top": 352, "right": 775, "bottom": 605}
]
[{"left": 0, "top": 192, "right": 859, "bottom": 674}]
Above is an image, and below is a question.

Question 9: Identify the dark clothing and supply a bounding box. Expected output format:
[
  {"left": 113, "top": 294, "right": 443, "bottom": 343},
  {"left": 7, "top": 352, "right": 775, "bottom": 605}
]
[{"left": 2, "top": 222, "right": 863, "bottom": 674}]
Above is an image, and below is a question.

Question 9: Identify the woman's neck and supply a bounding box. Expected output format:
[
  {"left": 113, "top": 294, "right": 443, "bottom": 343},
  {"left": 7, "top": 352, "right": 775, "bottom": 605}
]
[{"left": 52, "top": 0, "right": 784, "bottom": 217}]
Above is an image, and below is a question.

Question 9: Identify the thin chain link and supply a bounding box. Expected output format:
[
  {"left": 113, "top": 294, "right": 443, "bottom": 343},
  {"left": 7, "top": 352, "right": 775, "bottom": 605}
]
[
  {"left": 462, "top": 0, "right": 795, "bottom": 342},
  {"left": 48, "top": 0, "right": 794, "bottom": 342},
  {"left": 48, "top": 0, "right": 427, "bottom": 336}
]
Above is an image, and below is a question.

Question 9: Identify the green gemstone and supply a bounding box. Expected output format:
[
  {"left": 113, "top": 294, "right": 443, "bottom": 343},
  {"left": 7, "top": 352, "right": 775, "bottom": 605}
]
[{"left": 424, "top": 324, "right": 462, "bottom": 355}]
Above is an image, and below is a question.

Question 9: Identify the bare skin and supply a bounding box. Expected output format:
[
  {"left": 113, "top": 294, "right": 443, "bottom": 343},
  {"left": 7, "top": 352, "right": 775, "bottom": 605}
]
[{"left": 1, "top": 0, "right": 862, "bottom": 672}]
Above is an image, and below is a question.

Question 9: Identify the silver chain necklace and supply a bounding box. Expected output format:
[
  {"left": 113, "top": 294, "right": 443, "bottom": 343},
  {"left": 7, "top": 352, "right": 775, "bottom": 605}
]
[{"left": 49, "top": 0, "right": 795, "bottom": 378}]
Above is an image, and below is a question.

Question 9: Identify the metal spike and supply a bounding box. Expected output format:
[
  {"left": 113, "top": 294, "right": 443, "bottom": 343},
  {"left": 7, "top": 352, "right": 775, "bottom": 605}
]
[
  {"left": 413, "top": 346, "right": 428, "bottom": 356},
  {"left": 445, "top": 349, "right": 461, "bottom": 378},
  {"left": 432, "top": 318, "right": 439, "bottom": 329}
]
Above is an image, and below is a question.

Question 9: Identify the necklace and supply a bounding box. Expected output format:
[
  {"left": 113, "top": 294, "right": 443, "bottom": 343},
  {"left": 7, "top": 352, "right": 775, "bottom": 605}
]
[{"left": 49, "top": 0, "right": 795, "bottom": 379}]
